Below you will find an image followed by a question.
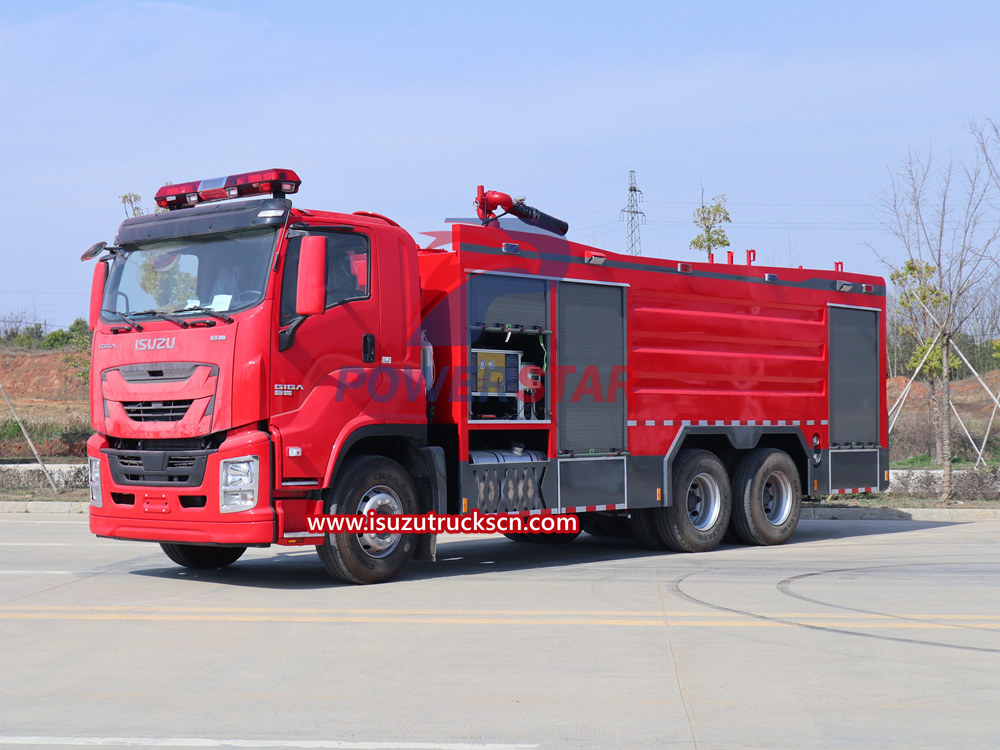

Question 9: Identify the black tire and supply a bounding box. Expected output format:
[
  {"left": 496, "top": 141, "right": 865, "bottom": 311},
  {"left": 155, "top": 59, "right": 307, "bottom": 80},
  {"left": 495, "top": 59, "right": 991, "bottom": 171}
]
[
  {"left": 580, "top": 513, "right": 627, "bottom": 538},
  {"left": 160, "top": 543, "right": 246, "bottom": 570},
  {"left": 630, "top": 509, "right": 669, "bottom": 550},
  {"left": 656, "top": 449, "right": 732, "bottom": 553},
  {"left": 503, "top": 530, "right": 581, "bottom": 543},
  {"left": 579, "top": 514, "right": 606, "bottom": 537},
  {"left": 730, "top": 448, "right": 802, "bottom": 545},
  {"left": 595, "top": 513, "right": 633, "bottom": 537},
  {"left": 723, "top": 522, "right": 744, "bottom": 545},
  {"left": 316, "top": 455, "right": 418, "bottom": 584}
]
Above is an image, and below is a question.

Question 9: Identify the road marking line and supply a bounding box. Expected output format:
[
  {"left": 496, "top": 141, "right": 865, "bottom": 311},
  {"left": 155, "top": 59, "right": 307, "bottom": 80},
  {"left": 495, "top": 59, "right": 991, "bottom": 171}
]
[
  {"left": 0, "top": 609, "right": 996, "bottom": 629},
  {"left": 2, "top": 605, "right": 669, "bottom": 616},
  {"left": 5, "top": 605, "right": 998, "bottom": 621},
  {"left": 0, "top": 739, "right": 538, "bottom": 749},
  {"left": 0, "top": 613, "right": 666, "bottom": 626},
  {"left": 0, "top": 570, "right": 79, "bottom": 575}
]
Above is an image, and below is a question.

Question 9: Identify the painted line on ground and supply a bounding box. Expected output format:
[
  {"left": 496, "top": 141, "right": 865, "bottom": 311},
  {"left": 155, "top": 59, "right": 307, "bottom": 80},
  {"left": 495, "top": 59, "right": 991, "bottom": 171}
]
[
  {"left": 7, "top": 605, "right": 1000, "bottom": 620},
  {"left": 0, "top": 570, "right": 80, "bottom": 575},
  {"left": 0, "top": 738, "right": 538, "bottom": 749},
  {"left": 0, "top": 607, "right": 995, "bottom": 629}
]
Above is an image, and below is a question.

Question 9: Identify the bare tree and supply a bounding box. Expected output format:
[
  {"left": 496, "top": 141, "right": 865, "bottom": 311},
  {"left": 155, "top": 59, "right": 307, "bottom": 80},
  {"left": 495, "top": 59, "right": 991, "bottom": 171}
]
[
  {"left": 974, "top": 117, "right": 1000, "bottom": 194},
  {"left": 973, "top": 118, "right": 1000, "bottom": 349},
  {"left": 874, "top": 147, "right": 1000, "bottom": 499},
  {"left": 958, "top": 291, "right": 1000, "bottom": 375}
]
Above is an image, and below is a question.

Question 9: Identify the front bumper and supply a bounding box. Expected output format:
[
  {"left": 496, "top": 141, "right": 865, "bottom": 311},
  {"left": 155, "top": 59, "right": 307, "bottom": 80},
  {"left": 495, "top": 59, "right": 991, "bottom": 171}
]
[{"left": 88, "top": 428, "right": 274, "bottom": 545}]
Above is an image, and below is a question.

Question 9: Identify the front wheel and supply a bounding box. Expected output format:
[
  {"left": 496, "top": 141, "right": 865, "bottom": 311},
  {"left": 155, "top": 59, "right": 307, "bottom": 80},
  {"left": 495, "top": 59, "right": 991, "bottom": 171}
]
[
  {"left": 316, "top": 455, "right": 418, "bottom": 584},
  {"left": 656, "top": 450, "right": 732, "bottom": 552},
  {"left": 730, "top": 448, "right": 801, "bottom": 545},
  {"left": 160, "top": 543, "right": 246, "bottom": 570}
]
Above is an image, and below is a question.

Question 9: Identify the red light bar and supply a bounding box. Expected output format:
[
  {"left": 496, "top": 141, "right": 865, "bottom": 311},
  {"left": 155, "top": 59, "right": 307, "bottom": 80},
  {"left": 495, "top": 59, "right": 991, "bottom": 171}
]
[{"left": 154, "top": 169, "right": 301, "bottom": 210}]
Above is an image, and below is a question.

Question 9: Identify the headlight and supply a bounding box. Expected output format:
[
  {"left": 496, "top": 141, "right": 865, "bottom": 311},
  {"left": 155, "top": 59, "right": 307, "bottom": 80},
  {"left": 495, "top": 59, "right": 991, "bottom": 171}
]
[
  {"left": 220, "top": 456, "right": 259, "bottom": 513},
  {"left": 88, "top": 457, "right": 102, "bottom": 508}
]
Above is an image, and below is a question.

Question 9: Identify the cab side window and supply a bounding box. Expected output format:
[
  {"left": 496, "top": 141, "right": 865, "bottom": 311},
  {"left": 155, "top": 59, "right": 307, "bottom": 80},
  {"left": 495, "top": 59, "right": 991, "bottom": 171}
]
[{"left": 280, "top": 232, "right": 370, "bottom": 326}]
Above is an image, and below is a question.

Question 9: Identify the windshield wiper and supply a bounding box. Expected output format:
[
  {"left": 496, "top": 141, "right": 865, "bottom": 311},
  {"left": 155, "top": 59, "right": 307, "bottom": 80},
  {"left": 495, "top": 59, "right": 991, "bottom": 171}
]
[
  {"left": 103, "top": 309, "right": 143, "bottom": 332},
  {"left": 129, "top": 309, "right": 191, "bottom": 328},
  {"left": 173, "top": 305, "right": 234, "bottom": 324}
]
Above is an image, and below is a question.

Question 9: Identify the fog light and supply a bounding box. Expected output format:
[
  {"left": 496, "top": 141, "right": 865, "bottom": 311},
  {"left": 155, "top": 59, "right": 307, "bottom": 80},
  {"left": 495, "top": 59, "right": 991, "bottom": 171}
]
[
  {"left": 220, "top": 456, "right": 259, "bottom": 513},
  {"left": 221, "top": 489, "right": 256, "bottom": 511},
  {"left": 88, "top": 457, "right": 102, "bottom": 508}
]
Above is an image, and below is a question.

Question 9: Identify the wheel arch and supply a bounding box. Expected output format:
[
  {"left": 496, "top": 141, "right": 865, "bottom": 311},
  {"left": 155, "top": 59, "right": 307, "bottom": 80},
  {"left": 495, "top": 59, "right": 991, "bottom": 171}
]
[
  {"left": 325, "top": 424, "right": 444, "bottom": 562},
  {"left": 663, "top": 426, "right": 811, "bottom": 505}
]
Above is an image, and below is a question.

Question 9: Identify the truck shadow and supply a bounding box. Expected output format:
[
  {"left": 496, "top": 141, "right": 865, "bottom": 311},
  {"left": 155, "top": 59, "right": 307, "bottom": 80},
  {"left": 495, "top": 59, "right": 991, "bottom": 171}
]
[
  {"left": 128, "top": 520, "right": 953, "bottom": 589},
  {"left": 129, "top": 535, "right": 650, "bottom": 589}
]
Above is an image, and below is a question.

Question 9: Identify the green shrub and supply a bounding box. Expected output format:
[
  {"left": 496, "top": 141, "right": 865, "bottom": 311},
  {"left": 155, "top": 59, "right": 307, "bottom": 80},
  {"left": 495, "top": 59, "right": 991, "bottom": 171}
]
[{"left": 0, "top": 416, "right": 91, "bottom": 458}]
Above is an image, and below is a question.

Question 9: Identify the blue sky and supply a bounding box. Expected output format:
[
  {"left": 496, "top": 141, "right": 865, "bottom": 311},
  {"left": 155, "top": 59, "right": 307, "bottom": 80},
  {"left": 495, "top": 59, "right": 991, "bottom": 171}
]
[{"left": 2, "top": 0, "right": 998, "bottom": 329}]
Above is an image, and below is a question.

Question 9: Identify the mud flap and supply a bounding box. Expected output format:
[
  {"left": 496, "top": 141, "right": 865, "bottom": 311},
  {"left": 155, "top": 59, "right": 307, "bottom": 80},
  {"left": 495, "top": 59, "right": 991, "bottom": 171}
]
[{"left": 414, "top": 445, "right": 446, "bottom": 562}]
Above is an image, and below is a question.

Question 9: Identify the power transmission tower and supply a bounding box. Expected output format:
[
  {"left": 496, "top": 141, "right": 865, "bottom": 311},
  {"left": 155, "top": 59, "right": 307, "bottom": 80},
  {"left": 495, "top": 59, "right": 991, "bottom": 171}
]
[{"left": 620, "top": 170, "right": 645, "bottom": 255}]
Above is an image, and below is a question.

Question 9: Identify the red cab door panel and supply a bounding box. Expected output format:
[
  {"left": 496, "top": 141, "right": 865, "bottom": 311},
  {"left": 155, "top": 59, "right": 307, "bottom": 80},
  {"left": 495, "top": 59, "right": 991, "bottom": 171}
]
[{"left": 270, "top": 228, "right": 379, "bottom": 486}]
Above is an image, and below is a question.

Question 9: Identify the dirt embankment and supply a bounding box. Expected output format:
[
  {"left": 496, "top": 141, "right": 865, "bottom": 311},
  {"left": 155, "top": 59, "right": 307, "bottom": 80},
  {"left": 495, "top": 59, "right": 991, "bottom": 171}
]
[
  {"left": 887, "top": 370, "right": 1000, "bottom": 417},
  {"left": 0, "top": 350, "right": 88, "bottom": 420},
  {"left": 886, "top": 369, "right": 1000, "bottom": 462},
  {"left": 0, "top": 350, "right": 89, "bottom": 459}
]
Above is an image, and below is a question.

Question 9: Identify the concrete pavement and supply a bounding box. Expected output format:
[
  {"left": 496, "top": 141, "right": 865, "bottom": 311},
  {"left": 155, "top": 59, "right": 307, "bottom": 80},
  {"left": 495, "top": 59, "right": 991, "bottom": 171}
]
[{"left": 1, "top": 514, "right": 999, "bottom": 749}]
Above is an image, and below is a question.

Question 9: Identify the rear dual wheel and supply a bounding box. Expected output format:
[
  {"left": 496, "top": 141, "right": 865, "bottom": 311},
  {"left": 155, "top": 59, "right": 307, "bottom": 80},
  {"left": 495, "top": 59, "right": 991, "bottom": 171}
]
[
  {"left": 630, "top": 450, "right": 732, "bottom": 552},
  {"left": 729, "top": 448, "right": 801, "bottom": 545},
  {"left": 656, "top": 450, "right": 732, "bottom": 552}
]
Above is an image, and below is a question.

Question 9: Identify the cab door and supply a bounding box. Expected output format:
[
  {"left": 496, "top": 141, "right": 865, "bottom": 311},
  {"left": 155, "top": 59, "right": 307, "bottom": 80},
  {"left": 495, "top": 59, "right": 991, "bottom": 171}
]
[{"left": 269, "top": 226, "right": 379, "bottom": 488}]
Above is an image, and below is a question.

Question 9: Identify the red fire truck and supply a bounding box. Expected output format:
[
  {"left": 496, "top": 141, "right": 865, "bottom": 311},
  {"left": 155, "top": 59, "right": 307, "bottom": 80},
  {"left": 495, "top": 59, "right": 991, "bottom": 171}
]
[{"left": 82, "top": 169, "right": 888, "bottom": 583}]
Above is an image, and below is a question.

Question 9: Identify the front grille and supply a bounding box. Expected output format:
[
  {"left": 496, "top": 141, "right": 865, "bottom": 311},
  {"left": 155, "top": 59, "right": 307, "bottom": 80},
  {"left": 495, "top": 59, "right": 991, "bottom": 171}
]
[
  {"left": 103, "top": 447, "right": 213, "bottom": 487},
  {"left": 123, "top": 400, "right": 193, "bottom": 422},
  {"left": 110, "top": 435, "right": 225, "bottom": 452}
]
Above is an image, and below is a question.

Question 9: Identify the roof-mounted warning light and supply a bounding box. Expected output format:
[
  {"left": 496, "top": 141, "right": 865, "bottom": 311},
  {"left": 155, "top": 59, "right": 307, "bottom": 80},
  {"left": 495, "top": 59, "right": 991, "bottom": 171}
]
[
  {"left": 154, "top": 169, "right": 301, "bottom": 210},
  {"left": 474, "top": 185, "right": 569, "bottom": 236}
]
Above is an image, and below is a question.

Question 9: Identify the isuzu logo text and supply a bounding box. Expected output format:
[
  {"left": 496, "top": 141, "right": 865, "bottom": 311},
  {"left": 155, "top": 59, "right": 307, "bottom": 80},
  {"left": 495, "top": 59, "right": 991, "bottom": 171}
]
[{"left": 135, "top": 337, "right": 176, "bottom": 351}]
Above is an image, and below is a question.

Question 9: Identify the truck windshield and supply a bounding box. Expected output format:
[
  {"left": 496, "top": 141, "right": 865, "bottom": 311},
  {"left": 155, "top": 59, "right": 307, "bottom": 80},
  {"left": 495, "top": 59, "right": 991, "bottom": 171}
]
[{"left": 102, "top": 229, "right": 277, "bottom": 319}]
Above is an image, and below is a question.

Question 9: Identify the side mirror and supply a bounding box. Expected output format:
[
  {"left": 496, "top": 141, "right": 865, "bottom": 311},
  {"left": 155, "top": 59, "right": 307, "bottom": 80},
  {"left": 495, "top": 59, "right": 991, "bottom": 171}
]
[
  {"left": 296, "top": 236, "right": 327, "bottom": 317},
  {"left": 89, "top": 261, "right": 108, "bottom": 331},
  {"left": 81, "top": 241, "right": 107, "bottom": 261}
]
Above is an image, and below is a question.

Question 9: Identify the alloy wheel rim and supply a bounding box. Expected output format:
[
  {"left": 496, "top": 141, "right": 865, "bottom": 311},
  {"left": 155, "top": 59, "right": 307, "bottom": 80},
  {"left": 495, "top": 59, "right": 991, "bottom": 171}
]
[
  {"left": 355, "top": 485, "right": 403, "bottom": 558},
  {"left": 686, "top": 472, "right": 722, "bottom": 531}
]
